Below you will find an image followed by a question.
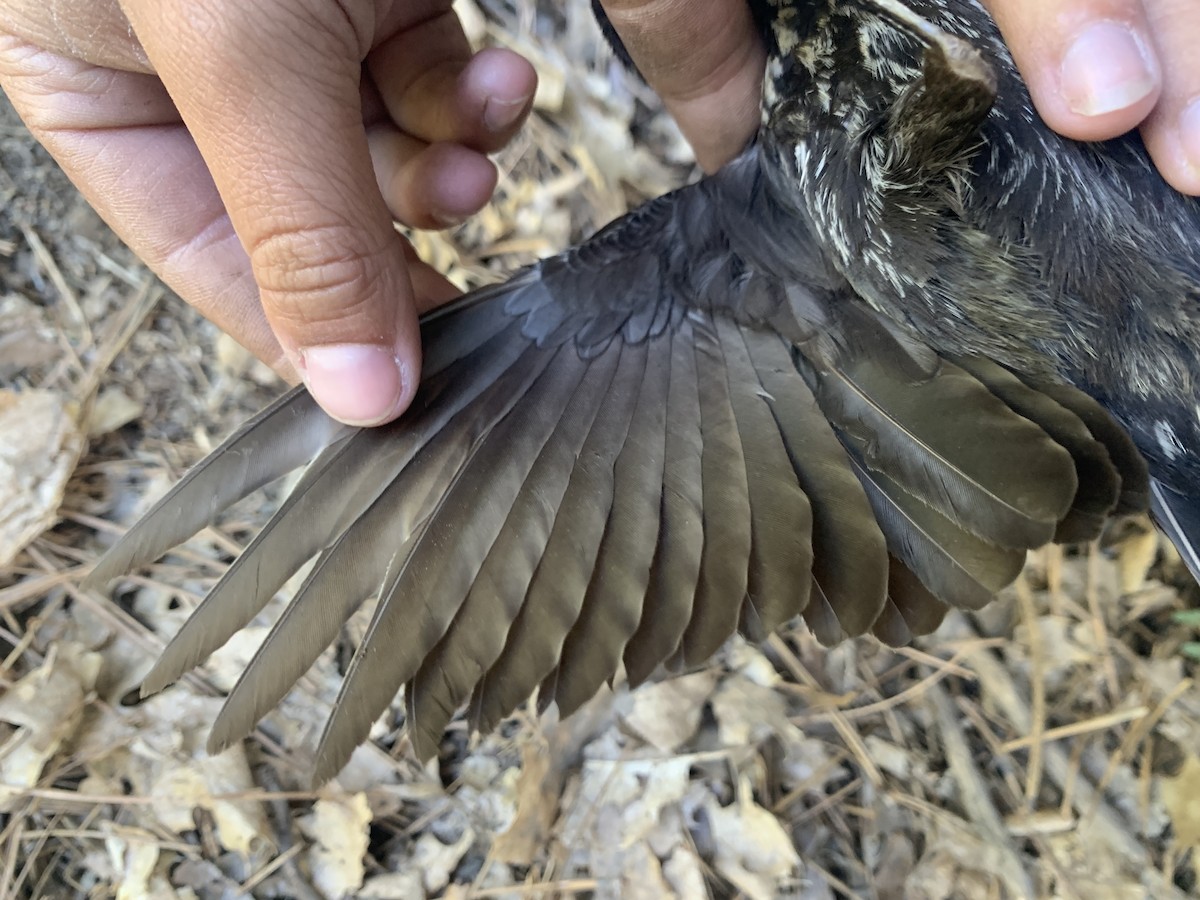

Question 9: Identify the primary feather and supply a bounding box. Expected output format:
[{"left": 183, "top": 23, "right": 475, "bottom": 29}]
[{"left": 88, "top": 0, "right": 1198, "bottom": 782}]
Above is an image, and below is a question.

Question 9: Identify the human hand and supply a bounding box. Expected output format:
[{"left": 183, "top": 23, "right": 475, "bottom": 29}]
[
  {"left": 982, "top": 0, "right": 1200, "bottom": 195},
  {"left": 0, "top": 0, "right": 537, "bottom": 425},
  {"left": 598, "top": 0, "right": 1200, "bottom": 194}
]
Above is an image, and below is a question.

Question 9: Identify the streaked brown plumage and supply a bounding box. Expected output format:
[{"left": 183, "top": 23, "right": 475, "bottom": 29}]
[{"left": 88, "top": 0, "right": 1199, "bottom": 784}]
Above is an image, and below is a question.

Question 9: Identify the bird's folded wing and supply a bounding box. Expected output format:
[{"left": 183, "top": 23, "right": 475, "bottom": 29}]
[
  {"left": 1151, "top": 480, "right": 1200, "bottom": 584},
  {"left": 88, "top": 158, "right": 1137, "bottom": 782}
]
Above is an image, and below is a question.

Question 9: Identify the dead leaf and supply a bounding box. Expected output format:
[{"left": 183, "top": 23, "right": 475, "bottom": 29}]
[
  {"left": 150, "top": 752, "right": 273, "bottom": 861},
  {"left": 1013, "top": 615, "right": 1095, "bottom": 688},
  {"left": 1161, "top": 753, "right": 1200, "bottom": 850},
  {"left": 103, "top": 828, "right": 159, "bottom": 900},
  {"left": 132, "top": 692, "right": 274, "bottom": 862},
  {"left": 452, "top": 0, "right": 486, "bottom": 45},
  {"left": 0, "top": 327, "right": 59, "bottom": 377},
  {"left": 0, "top": 642, "right": 100, "bottom": 809},
  {"left": 710, "top": 673, "right": 794, "bottom": 746},
  {"left": 299, "top": 792, "right": 373, "bottom": 900},
  {"left": 1114, "top": 515, "right": 1160, "bottom": 594},
  {"left": 413, "top": 823, "right": 475, "bottom": 894},
  {"left": 662, "top": 844, "right": 707, "bottom": 898},
  {"left": 493, "top": 733, "right": 559, "bottom": 866},
  {"left": 359, "top": 871, "right": 424, "bottom": 899},
  {"left": 85, "top": 386, "right": 143, "bottom": 436},
  {"left": 620, "top": 671, "right": 718, "bottom": 752},
  {"left": 616, "top": 840, "right": 673, "bottom": 899},
  {"left": 0, "top": 388, "right": 84, "bottom": 567},
  {"left": 701, "top": 780, "right": 800, "bottom": 900}
]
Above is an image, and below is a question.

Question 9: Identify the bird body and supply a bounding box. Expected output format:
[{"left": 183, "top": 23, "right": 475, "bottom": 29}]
[
  {"left": 90, "top": 0, "right": 1200, "bottom": 782},
  {"left": 757, "top": 0, "right": 1200, "bottom": 495}
]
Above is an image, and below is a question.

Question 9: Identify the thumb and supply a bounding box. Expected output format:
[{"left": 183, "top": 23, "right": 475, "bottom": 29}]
[
  {"left": 120, "top": 0, "right": 420, "bottom": 426},
  {"left": 598, "top": 0, "right": 765, "bottom": 172}
]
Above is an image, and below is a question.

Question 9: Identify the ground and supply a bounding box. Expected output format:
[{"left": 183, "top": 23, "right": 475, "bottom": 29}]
[{"left": 1, "top": 2, "right": 1199, "bottom": 898}]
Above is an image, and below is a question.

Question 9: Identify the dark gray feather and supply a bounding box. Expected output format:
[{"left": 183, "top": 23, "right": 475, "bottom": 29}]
[
  {"left": 623, "top": 325, "right": 705, "bottom": 687},
  {"left": 312, "top": 343, "right": 580, "bottom": 780},
  {"left": 468, "top": 342, "right": 648, "bottom": 735},
  {"left": 85, "top": 388, "right": 346, "bottom": 590},
  {"left": 403, "top": 349, "right": 619, "bottom": 760},
  {"left": 541, "top": 333, "right": 671, "bottom": 719},
  {"left": 742, "top": 327, "right": 889, "bottom": 640}
]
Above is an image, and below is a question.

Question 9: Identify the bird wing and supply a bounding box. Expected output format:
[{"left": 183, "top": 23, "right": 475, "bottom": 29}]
[
  {"left": 88, "top": 149, "right": 1132, "bottom": 782},
  {"left": 1151, "top": 480, "right": 1200, "bottom": 585}
]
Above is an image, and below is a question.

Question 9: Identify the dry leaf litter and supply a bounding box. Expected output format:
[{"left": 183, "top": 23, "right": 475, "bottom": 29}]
[{"left": 1, "top": 1, "right": 1199, "bottom": 897}]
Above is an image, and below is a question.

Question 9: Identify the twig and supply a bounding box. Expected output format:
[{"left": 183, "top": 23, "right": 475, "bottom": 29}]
[
  {"left": 768, "top": 634, "right": 882, "bottom": 785},
  {"left": 927, "top": 680, "right": 1035, "bottom": 897},
  {"left": 1000, "top": 706, "right": 1150, "bottom": 752},
  {"left": 1086, "top": 542, "right": 1120, "bottom": 702},
  {"left": 20, "top": 222, "right": 91, "bottom": 346},
  {"left": 1014, "top": 573, "right": 1046, "bottom": 809},
  {"left": 942, "top": 614, "right": 1180, "bottom": 891}
]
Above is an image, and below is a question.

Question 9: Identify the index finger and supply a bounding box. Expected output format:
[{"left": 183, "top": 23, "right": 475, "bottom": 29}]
[
  {"left": 119, "top": 0, "right": 424, "bottom": 426},
  {"left": 598, "top": 0, "right": 765, "bottom": 172}
]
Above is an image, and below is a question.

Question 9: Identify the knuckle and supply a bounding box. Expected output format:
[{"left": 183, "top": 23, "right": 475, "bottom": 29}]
[{"left": 249, "top": 222, "right": 392, "bottom": 329}]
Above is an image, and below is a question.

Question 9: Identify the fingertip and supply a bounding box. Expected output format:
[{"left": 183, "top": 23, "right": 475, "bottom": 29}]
[
  {"left": 1135, "top": 2, "right": 1200, "bottom": 196},
  {"left": 424, "top": 143, "right": 498, "bottom": 224},
  {"left": 1142, "top": 100, "right": 1200, "bottom": 196},
  {"left": 367, "top": 129, "right": 498, "bottom": 228},
  {"left": 461, "top": 47, "right": 537, "bottom": 140},
  {"left": 598, "top": 0, "right": 764, "bottom": 171},
  {"left": 1047, "top": 18, "right": 1160, "bottom": 139},
  {"left": 299, "top": 336, "right": 420, "bottom": 426},
  {"left": 988, "top": 2, "right": 1162, "bottom": 142}
]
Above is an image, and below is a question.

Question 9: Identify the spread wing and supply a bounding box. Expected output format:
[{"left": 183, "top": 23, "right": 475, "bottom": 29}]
[{"left": 87, "top": 150, "right": 1140, "bottom": 783}]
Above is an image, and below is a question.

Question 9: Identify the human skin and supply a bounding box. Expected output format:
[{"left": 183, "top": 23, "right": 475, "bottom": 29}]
[{"left": 1, "top": 0, "right": 1198, "bottom": 426}]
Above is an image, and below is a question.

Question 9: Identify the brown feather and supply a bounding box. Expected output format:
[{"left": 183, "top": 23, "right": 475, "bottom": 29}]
[
  {"left": 675, "top": 317, "right": 753, "bottom": 667},
  {"left": 742, "top": 328, "right": 890, "bottom": 640},
  {"left": 813, "top": 347, "right": 1077, "bottom": 549},
  {"left": 623, "top": 326, "right": 705, "bottom": 687},
  {"left": 952, "top": 356, "right": 1121, "bottom": 543},
  {"left": 846, "top": 452, "right": 1026, "bottom": 610},
  {"left": 207, "top": 428, "right": 466, "bottom": 755},
  {"left": 716, "top": 318, "right": 814, "bottom": 640},
  {"left": 404, "top": 349, "right": 620, "bottom": 759},
  {"left": 84, "top": 389, "right": 346, "bottom": 591},
  {"left": 468, "top": 343, "right": 649, "bottom": 735},
  {"left": 312, "top": 344, "right": 577, "bottom": 780},
  {"left": 885, "top": 555, "right": 951, "bottom": 639},
  {"left": 542, "top": 333, "right": 671, "bottom": 719},
  {"left": 1019, "top": 377, "right": 1150, "bottom": 514},
  {"left": 141, "top": 325, "right": 540, "bottom": 697}
]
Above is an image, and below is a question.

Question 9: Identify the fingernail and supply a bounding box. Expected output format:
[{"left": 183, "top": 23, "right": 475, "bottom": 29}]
[
  {"left": 299, "top": 343, "right": 404, "bottom": 426},
  {"left": 431, "top": 210, "right": 466, "bottom": 229},
  {"left": 483, "top": 93, "right": 532, "bottom": 132},
  {"left": 1179, "top": 99, "right": 1200, "bottom": 173},
  {"left": 1060, "top": 21, "right": 1158, "bottom": 116}
]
